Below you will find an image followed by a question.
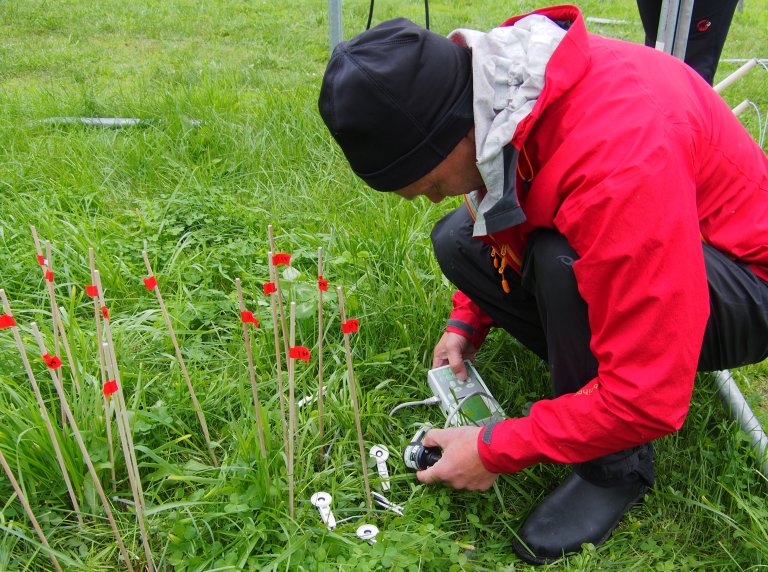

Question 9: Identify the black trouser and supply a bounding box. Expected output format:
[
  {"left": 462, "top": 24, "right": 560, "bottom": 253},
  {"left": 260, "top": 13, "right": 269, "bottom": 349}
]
[
  {"left": 432, "top": 205, "right": 768, "bottom": 486},
  {"left": 636, "top": 0, "right": 739, "bottom": 85}
]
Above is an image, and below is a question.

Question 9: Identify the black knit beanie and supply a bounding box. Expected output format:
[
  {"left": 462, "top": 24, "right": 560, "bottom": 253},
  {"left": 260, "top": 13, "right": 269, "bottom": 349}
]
[{"left": 318, "top": 18, "right": 474, "bottom": 192}]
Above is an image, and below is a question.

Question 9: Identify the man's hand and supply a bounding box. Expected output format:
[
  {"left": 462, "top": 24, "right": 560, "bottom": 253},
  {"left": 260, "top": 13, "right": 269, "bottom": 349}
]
[
  {"left": 416, "top": 426, "right": 498, "bottom": 490},
  {"left": 432, "top": 332, "right": 477, "bottom": 381}
]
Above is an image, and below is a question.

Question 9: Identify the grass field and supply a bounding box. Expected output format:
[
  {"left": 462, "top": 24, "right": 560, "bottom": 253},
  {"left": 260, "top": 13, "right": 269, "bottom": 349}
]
[{"left": 1, "top": 1, "right": 767, "bottom": 570}]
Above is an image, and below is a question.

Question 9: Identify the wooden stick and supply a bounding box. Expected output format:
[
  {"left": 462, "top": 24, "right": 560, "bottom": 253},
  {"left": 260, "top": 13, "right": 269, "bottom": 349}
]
[
  {"left": 44, "top": 241, "right": 81, "bottom": 394},
  {"left": 0, "top": 447, "right": 64, "bottom": 572},
  {"left": 236, "top": 278, "right": 267, "bottom": 458},
  {"left": 101, "top": 341, "right": 143, "bottom": 512},
  {"left": 102, "top": 342, "right": 154, "bottom": 572},
  {"left": 287, "top": 302, "right": 297, "bottom": 519},
  {"left": 267, "top": 226, "right": 290, "bottom": 365},
  {"left": 29, "top": 322, "right": 136, "bottom": 572},
  {"left": 93, "top": 271, "right": 143, "bottom": 503},
  {"left": 337, "top": 287, "right": 372, "bottom": 509},
  {"left": 268, "top": 254, "right": 289, "bottom": 462},
  {"left": 142, "top": 252, "right": 218, "bottom": 466},
  {"left": 0, "top": 290, "right": 83, "bottom": 527},
  {"left": 317, "top": 248, "right": 325, "bottom": 445},
  {"left": 31, "top": 228, "right": 65, "bottom": 426},
  {"left": 89, "top": 249, "right": 116, "bottom": 490}
]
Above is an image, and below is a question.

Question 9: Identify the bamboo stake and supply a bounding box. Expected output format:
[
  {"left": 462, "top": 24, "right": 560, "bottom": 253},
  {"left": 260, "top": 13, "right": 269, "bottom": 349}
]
[
  {"left": 337, "top": 287, "right": 372, "bottom": 509},
  {"left": 89, "top": 249, "right": 116, "bottom": 490},
  {"left": 93, "top": 271, "right": 143, "bottom": 505},
  {"left": 267, "top": 226, "right": 290, "bottom": 365},
  {"left": 0, "top": 447, "right": 64, "bottom": 572},
  {"left": 236, "top": 278, "right": 267, "bottom": 458},
  {"left": 268, "top": 254, "right": 289, "bottom": 462},
  {"left": 287, "top": 302, "right": 297, "bottom": 519},
  {"left": 44, "top": 241, "right": 81, "bottom": 394},
  {"left": 29, "top": 322, "right": 136, "bottom": 572},
  {"left": 31, "top": 228, "right": 64, "bottom": 425},
  {"left": 30, "top": 227, "right": 60, "bottom": 367},
  {"left": 317, "top": 248, "right": 326, "bottom": 445},
  {"left": 0, "top": 290, "right": 83, "bottom": 527},
  {"left": 101, "top": 341, "right": 143, "bottom": 514},
  {"left": 141, "top": 252, "right": 218, "bottom": 466},
  {"left": 103, "top": 342, "right": 154, "bottom": 572}
]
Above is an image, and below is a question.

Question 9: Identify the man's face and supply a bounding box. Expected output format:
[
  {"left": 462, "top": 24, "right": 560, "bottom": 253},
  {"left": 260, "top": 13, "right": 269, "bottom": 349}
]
[{"left": 394, "top": 132, "right": 483, "bottom": 203}]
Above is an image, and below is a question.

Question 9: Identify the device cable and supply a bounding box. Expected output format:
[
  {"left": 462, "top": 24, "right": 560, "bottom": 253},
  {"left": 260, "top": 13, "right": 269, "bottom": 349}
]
[
  {"left": 389, "top": 396, "right": 441, "bottom": 416},
  {"left": 444, "top": 391, "right": 495, "bottom": 428}
]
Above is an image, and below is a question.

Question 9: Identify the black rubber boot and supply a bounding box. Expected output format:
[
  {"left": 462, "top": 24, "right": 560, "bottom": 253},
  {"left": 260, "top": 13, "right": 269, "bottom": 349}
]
[{"left": 512, "top": 472, "right": 649, "bottom": 565}]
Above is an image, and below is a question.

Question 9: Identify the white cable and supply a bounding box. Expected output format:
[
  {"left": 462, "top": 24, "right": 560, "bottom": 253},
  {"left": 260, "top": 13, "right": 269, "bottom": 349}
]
[
  {"left": 389, "top": 396, "right": 441, "bottom": 417},
  {"left": 444, "top": 391, "right": 494, "bottom": 428}
]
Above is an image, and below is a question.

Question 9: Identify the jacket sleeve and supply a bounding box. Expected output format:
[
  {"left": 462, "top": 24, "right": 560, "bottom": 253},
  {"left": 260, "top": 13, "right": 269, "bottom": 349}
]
[
  {"left": 446, "top": 290, "right": 496, "bottom": 349},
  {"left": 477, "top": 119, "right": 710, "bottom": 473}
]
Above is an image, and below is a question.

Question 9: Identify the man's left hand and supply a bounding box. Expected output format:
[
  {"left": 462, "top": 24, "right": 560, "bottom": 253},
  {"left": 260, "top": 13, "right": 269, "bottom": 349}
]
[{"left": 416, "top": 426, "right": 499, "bottom": 490}]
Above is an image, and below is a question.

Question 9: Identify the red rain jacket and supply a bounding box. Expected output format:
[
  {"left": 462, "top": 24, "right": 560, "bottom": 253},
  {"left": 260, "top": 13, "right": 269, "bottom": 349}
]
[{"left": 446, "top": 5, "right": 768, "bottom": 474}]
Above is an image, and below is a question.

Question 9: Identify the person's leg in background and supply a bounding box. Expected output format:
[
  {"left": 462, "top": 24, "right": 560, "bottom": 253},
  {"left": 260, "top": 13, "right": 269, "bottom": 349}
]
[{"left": 636, "top": 0, "right": 740, "bottom": 85}]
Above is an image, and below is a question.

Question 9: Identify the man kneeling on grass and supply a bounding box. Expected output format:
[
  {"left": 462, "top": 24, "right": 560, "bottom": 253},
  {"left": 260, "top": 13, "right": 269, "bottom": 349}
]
[{"left": 317, "top": 4, "right": 768, "bottom": 564}]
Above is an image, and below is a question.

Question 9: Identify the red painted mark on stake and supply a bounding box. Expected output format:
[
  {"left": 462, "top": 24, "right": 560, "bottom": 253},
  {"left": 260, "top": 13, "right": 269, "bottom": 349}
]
[
  {"left": 86, "top": 285, "right": 98, "bottom": 297},
  {"left": 272, "top": 253, "right": 291, "bottom": 266},
  {"left": 289, "top": 346, "right": 310, "bottom": 362},
  {"left": 143, "top": 276, "right": 157, "bottom": 290},
  {"left": 241, "top": 310, "right": 259, "bottom": 326},
  {"left": 263, "top": 282, "right": 276, "bottom": 295},
  {"left": 45, "top": 270, "right": 54, "bottom": 283},
  {"left": 318, "top": 276, "right": 328, "bottom": 291},
  {"left": 37, "top": 255, "right": 45, "bottom": 266},
  {"left": 103, "top": 379, "right": 119, "bottom": 397},
  {"left": 341, "top": 319, "right": 359, "bottom": 334},
  {"left": 0, "top": 314, "right": 17, "bottom": 329},
  {"left": 101, "top": 306, "right": 109, "bottom": 320},
  {"left": 42, "top": 353, "right": 63, "bottom": 369}
]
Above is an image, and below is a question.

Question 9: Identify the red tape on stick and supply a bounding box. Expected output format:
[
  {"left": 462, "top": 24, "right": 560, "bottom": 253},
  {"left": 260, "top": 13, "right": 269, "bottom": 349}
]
[
  {"left": 85, "top": 284, "right": 98, "bottom": 297},
  {"left": 101, "top": 306, "right": 109, "bottom": 320},
  {"left": 37, "top": 255, "right": 45, "bottom": 266},
  {"left": 143, "top": 276, "right": 157, "bottom": 290},
  {"left": 42, "top": 353, "right": 63, "bottom": 369},
  {"left": 263, "top": 282, "right": 276, "bottom": 295},
  {"left": 318, "top": 276, "right": 328, "bottom": 291},
  {"left": 103, "top": 379, "right": 119, "bottom": 397},
  {"left": 241, "top": 310, "right": 259, "bottom": 327},
  {"left": 341, "top": 319, "right": 359, "bottom": 334},
  {"left": 289, "top": 346, "right": 311, "bottom": 362},
  {"left": 272, "top": 253, "right": 291, "bottom": 266},
  {"left": 44, "top": 270, "right": 54, "bottom": 283},
  {"left": 0, "top": 314, "right": 17, "bottom": 329}
]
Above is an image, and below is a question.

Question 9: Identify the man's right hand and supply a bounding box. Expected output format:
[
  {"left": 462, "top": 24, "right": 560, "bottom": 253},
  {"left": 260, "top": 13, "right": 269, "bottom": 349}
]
[{"left": 432, "top": 331, "right": 477, "bottom": 381}]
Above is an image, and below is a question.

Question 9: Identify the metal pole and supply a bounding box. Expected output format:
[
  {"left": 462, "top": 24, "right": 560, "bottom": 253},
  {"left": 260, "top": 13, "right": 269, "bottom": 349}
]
[
  {"left": 656, "top": 0, "right": 680, "bottom": 54},
  {"left": 714, "top": 370, "right": 768, "bottom": 481},
  {"left": 329, "top": 0, "right": 343, "bottom": 53},
  {"left": 671, "top": 0, "right": 694, "bottom": 60}
]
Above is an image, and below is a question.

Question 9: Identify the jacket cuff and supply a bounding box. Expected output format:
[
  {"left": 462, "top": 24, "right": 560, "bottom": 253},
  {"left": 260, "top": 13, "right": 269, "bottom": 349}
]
[
  {"left": 477, "top": 418, "right": 545, "bottom": 474},
  {"left": 449, "top": 291, "right": 495, "bottom": 348}
]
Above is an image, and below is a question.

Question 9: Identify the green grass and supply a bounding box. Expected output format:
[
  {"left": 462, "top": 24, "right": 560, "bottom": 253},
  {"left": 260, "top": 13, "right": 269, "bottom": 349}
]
[{"left": 1, "top": 1, "right": 767, "bottom": 570}]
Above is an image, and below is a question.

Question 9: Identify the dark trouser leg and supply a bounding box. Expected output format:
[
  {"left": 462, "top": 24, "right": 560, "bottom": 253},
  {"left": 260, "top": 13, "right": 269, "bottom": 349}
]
[
  {"left": 432, "top": 206, "right": 652, "bottom": 485},
  {"left": 698, "top": 243, "right": 768, "bottom": 370},
  {"left": 636, "top": 0, "right": 739, "bottom": 85}
]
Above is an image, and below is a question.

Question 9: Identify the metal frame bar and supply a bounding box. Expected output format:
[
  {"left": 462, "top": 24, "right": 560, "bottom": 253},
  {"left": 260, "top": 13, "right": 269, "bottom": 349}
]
[{"left": 329, "top": 0, "right": 343, "bottom": 52}]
